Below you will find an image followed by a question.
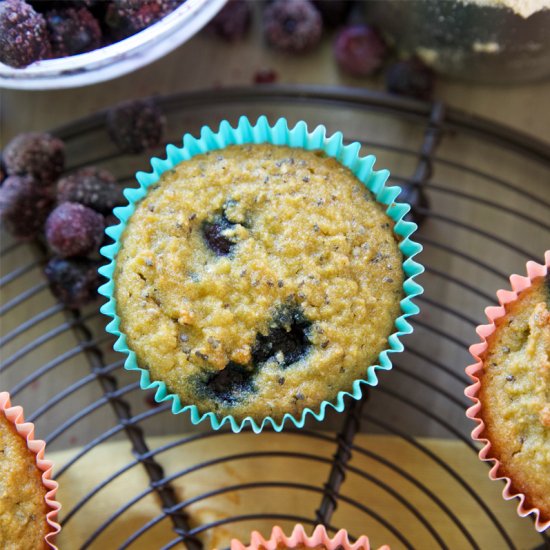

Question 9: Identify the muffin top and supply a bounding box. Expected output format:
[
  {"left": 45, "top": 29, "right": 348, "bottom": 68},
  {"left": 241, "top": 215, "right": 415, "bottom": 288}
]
[
  {"left": 479, "top": 274, "right": 550, "bottom": 518},
  {"left": 114, "top": 144, "right": 403, "bottom": 421},
  {"left": 0, "top": 411, "right": 49, "bottom": 550}
]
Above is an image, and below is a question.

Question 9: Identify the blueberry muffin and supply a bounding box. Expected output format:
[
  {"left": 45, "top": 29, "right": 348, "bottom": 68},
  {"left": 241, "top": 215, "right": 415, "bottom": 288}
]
[
  {"left": 478, "top": 274, "right": 550, "bottom": 521},
  {"left": 0, "top": 411, "right": 49, "bottom": 549},
  {"left": 114, "top": 144, "right": 404, "bottom": 422}
]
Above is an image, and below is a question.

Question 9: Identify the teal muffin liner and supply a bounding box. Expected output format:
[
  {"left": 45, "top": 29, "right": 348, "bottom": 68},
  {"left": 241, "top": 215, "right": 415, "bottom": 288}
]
[{"left": 99, "top": 116, "right": 424, "bottom": 434}]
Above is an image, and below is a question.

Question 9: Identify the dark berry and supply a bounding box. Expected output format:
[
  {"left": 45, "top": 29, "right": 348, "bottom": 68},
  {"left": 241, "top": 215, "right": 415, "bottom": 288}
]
[
  {"left": 44, "top": 256, "right": 103, "bottom": 309},
  {"left": 202, "top": 213, "right": 237, "bottom": 256},
  {"left": 45, "top": 7, "right": 102, "bottom": 58},
  {"left": 205, "top": 362, "right": 255, "bottom": 404},
  {"left": 105, "top": 0, "right": 180, "bottom": 40},
  {"left": 45, "top": 202, "right": 105, "bottom": 258},
  {"left": 253, "top": 68, "right": 278, "bottom": 84},
  {"left": 398, "top": 182, "right": 430, "bottom": 226},
  {"left": 57, "top": 167, "right": 123, "bottom": 214},
  {"left": 0, "top": 0, "right": 51, "bottom": 68},
  {"left": 0, "top": 174, "right": 54, "bottom": 239},
  {"left": 263, "top": 0, "right": 322, "bottom": 54},
  {"left": 208, "top": 0, "right": 251, "bottom": 42},
  {"left": 106, "top": 99, "right": 166, "bottom": 154},
  {"left": 334, "top": 24, "right": 387, "bottom": 77},
  {"left": 252, "top": 305, "right": 312, "bottom": 367},
  {"left": 386, "top": 57, "right": 435, "bottom": 101},
  {"left": 312, "top": 0, "right": 352, "bottom": 27},
  {"left": 3, "top": 132, "right": 65, "bottom": 185}
]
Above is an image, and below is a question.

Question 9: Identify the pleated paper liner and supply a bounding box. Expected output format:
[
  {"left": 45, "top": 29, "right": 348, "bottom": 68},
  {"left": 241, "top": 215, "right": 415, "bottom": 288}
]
[
  {"left": 465, "top": 250, "right": 550, "bottom": 532},
  {"left": 229, "top": 524, "right": 389, "bottom": 550},
  {"left": 0, "top": 391, "right": 61, "bottom": 548},
  {"left": 99, "top": 116, "right": 423, "bottom": 433}
]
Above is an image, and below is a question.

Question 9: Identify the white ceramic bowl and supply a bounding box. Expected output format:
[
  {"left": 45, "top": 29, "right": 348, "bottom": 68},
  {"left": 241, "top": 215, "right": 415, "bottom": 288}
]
[{"left": 0, "top": 0, "right": 226, "bottom": 90}]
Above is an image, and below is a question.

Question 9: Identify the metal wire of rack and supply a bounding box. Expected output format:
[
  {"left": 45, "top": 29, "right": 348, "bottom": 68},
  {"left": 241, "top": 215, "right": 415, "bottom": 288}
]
[{"left": 1, "top": 85, "right": 549, "bottom": 549}]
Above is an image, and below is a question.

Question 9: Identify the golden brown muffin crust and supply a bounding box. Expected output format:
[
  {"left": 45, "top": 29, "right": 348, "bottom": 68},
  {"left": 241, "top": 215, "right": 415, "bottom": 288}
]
[
  {"left": 479, "top": 275, "right": 550, "bottom": 519},
  {"left": 115, "top": 144, "right": 403, "bottom": 421},
  {"left": 0, "top": 412, "right": 48, "bottom": 550}
]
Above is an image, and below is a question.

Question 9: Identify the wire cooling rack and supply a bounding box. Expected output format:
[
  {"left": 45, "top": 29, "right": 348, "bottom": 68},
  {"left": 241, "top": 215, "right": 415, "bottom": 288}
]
[{"left": 1, "top": 86, "right": 549, "bottom": 549}]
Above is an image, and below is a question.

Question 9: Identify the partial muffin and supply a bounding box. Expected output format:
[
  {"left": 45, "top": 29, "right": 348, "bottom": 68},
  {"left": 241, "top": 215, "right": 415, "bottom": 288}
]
[
  {"left": 114, "top": 143, "right": 404, "bottom": 422},
  {"left": 230, "top": 524, "right": 381, "bottom": 549},
  {"left": 0, "top": 409, "right": 49, "bottom": 549},
  {"left": 477, "top": 274, "right": 550, "bottom": 522}
]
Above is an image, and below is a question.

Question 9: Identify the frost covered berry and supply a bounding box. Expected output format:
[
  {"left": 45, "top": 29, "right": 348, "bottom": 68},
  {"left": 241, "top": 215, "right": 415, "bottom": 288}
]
[
  {"left": 0, "top": 0, "right": 51, "bottom": 68},
  {"left": 0, "top": 174, "right": 54, "bottom": 239},
  {"left": 105, "top": 0, "right": 180, "bottom": 40},
  {"left": 209, "top": 0, "right": 251, "bottom": 42},
  {"left": 263, "top": 0, "right": 322, "bottom": 54},
  {"left": 44, "top": 257, "right": 103, "bottom": 309},
  {"left": 386, "top": 57, "right": 435, "bottom": 101},
  {"left": 107, "top": 99, "right": 166, "bottom": 154},
  {"left": 45, "top": 7, "right": 102, "bottom": 58},
  {"left": 334, "top": 24, "right": 387, "bottom": 77},
  {"left": 3, "top": 132, "right": 65, "bottom": 185},
  {"left": 45, "top": 202, "right": 105, "bottom": 258},
  {"left": 57, "top": 167, "right": 123, "bottom": 214}
]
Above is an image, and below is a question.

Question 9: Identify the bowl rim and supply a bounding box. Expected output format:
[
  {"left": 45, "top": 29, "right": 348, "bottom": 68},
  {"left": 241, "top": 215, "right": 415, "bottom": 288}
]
[{"left": 0, "top": 0, "right": 226, "bottom": 90}]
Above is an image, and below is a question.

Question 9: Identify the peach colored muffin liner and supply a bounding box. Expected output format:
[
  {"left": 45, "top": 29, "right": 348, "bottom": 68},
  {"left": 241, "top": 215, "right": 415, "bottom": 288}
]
[
  {"left": 0, "top": 392, "right": 61, "bottom": 548},
  {"left": 230, "top": 524, "right": 389, "bottom": 550},
  {"left": 465, "top": 250, "right": 550, "bottom": 532}
]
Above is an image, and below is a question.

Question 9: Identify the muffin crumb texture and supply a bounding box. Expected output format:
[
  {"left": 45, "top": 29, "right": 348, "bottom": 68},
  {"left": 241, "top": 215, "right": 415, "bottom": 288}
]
[
  {"left": 115, "top": 144, "right": 403, "bottom": 421},
  {"left": 480, "top": 275, "right": 550, "bottom": 518},
  {"left": 0, "top": 413, "right": 48, "bottom": 550}
]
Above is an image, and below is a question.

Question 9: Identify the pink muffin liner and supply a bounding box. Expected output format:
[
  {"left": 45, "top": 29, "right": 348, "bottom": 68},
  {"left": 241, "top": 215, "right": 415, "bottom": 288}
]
[
  {"left": 465, "top": 250, "right": 550, "bottom": 532},
  {"left": 0, "top": 392, "right": 61, "bottom": 548},
  {"left": 230, "top": 524, "right": 389, "bottom": 549}
]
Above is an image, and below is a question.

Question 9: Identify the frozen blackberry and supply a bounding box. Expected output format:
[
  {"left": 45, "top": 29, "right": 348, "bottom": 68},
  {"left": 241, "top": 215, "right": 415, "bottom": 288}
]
[
  {"left": 208, "top": 0, "right": 251, "bottom": 42},
  {"left": 204, "top": 362, "right": 255, "bottom": 404},
  {"left": 386, "top": 57, "right": 435, "bottom": 101},
  {"left": 45, "top": 202, "right": 105, "bottom": 258},
  {"left": 0, "top": 0, "right": 51, "bottom": 68},
  {"left": 44, "top": 256, "right": 103, "bottom": 309},
  {"left": 57, "top": 167, "right": 123, "bottom": 214},
  {"left": 252, "top": 305, "right": 312, "bottom": 368},
  {"left": 312, "top": 0, "right": 352, "bottom": 27},
  {"left": 334, "top": 24, "right": 387, "bottom": 77},
  {"left": 3, "top": 132, "right": 65, "bottom": 185},
  {"left": 106, "top": 99, "right": 166, "bottom": 154},
  {"left": 105, "top": 0, "right": 180, "bottom": 40},
  {"left": 45, "top": 6, "right": 102, "bottom": 58},
  {"left": 0, "top": 174, "right": 54, "bottom": 239},
  {"left": 263, "top": 0, "right": 322, "bottom": 54}
]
